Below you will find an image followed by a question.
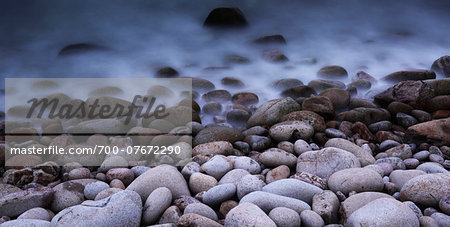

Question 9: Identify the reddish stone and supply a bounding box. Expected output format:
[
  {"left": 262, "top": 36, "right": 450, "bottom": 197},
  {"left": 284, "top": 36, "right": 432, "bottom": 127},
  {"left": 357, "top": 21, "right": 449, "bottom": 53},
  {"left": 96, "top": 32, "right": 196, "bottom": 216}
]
[
  {"left": 375, "top": 131, "right": 402, "bottom": 143},
  {"left": 352, "top": 122, "right": 374, "bottom": 141}
]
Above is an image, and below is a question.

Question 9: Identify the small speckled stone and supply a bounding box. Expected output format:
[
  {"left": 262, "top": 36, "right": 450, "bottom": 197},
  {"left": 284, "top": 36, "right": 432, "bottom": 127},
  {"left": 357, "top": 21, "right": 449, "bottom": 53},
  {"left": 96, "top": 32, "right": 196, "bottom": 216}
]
[
  {"left": 300, "top": 210, "right": 325, "bottom": 227},
  {"left": 189, "top": 173, "right": 217, "bottom": 194},
  {"left": 266, "top": 165, "right": 290, "bottom": 183},
  {"left": 269, "top": 207, "right": 301, "bottom": 227},
  {"left": 413, "top": 150, "right": 429, "bottom": 161},
  {"left": 403, "top": 158, "right": 420, "bottom": 169},
  {"left": 84, "top": 181, "right": 109, "bottom": 200}
]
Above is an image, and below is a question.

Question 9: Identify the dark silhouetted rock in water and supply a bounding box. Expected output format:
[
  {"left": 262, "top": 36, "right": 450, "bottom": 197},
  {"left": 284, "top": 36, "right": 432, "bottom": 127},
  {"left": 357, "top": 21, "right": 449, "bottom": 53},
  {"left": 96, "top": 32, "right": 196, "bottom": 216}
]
[
  {"left": 156, "top": 66, "right": 179, "bottom": 78},
  {"left": 317, "top": 65, "right": 348, "bottom": 79},
  {"left": 253, "top": 35, "right": 286, "bottom": 45},
  {"left": 381, "top": 70, "right": 436, "bottom": 83},
  {"left": 58, "top": 43, "right": 108, "bottom": 56},
  {"left": 204, "top": 8, "right": 248, "bottom": 27},
  {"left": 431, "top": 55, "right": 450, "bottom": 77},
  {"left": 262, "top": 49, "right": 288, "bottom": 62}
]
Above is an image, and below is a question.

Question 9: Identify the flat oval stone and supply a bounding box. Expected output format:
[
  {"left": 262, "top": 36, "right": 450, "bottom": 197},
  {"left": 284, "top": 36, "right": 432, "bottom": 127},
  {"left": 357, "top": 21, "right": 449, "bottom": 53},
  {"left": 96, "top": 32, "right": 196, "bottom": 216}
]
[
  {"left": 262, "top": 179, "right": 323, "bottom": 205},
  {"left": 328, "top": 168, "right": 384, "bottom": 194},
  {"left": 240, "top": 191, "right": 311, "bottom": 215}
]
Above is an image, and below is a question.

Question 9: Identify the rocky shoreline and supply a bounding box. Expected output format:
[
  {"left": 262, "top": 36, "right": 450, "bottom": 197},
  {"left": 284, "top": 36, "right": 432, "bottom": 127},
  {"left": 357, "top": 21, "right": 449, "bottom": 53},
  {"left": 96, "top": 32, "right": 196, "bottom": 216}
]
[{"left": 1, "top": 6, "right": 450, "bottom": 227}]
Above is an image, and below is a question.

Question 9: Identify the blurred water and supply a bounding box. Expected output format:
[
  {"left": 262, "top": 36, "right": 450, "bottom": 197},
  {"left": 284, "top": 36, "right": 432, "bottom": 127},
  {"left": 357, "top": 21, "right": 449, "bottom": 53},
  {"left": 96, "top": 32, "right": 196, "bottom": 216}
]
[{"left": 1, "top": 0, "right": 449, "bottom": 109}]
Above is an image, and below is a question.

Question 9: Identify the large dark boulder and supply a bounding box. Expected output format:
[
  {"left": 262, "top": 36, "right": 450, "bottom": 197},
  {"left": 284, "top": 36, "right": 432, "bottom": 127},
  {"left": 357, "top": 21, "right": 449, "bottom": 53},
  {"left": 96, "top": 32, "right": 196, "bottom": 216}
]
[{"left": 203, "top": 8, "right": 248, "bottom": 27}]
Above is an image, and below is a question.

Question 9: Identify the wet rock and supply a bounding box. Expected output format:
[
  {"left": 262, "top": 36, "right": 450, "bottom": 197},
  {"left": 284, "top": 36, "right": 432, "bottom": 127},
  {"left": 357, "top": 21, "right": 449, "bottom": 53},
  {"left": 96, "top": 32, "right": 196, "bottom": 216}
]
[
  {"left": 269, "top": 207, "right": 301, "bottom": 227},
  {"left": 368, "top": 121, "right": 392, "bottom": 133},
  {"left": 244, "top": 135, "right": 271, "bottom": 151},
  {"left": 296, "top": 147, "right": 361, "bottom": 179},
  {"left": 325, "top": 138, "right": 375, "bottom": 166},
  {"left": 351, "top": 122, "right": 374, "bottom": 141},
  {"left": 317, "top": 65, "right": 348, "bottom": 79},
  {"left": 319, "top": 88, "right": 350, "bottom": 109},
  {"left": 202, "top": 102, "right": 222, "bottom": 114},
  {"left": 192, "top": 78, "right": 215, "bottom": 92},
  {"left": 263, "top": 179, "right": 323, "bottom": 205},
  {"left": 431, "top": 55, "right": 450, "bottom": 77},
  {"left": 281, "top": 85, "right": 316, "bottom": 99},
  {"left": 337, "top": 107, "right": 391, "bottom": 125},
  {"left": 259, "top": 148, "right": 297, "bottom": 168},
  {"left": 227, "top": 109, "right": 251, "bottom": 125},
  {"left": 231, "top": 92, "right": 258, "bottom": 106},
  {"left": 269, "top": 120, "right": 314, "bottom": 142},
  {"left": 51, "top": 190, "right": 142, "bottom": 227},
  {"left": 262, "top": 49, "right": 288, "bottom": 62},
  {"left": 143, "top": 187, "right": 172, "bottom": 225},
  {"left": 240, "top": 191, "right": 311, "bottom": 215},
  {"left": 225, "top": 202, "right": 276, "bottom": 227},
  {"left": 346, "top": 198, "right": 419, "bottom": 227},
  {"left": 281, "top": 110, "right": 326, "bottom": 132},
  {"left": 202, "top": 90, "right": 231, "bottom": 103},
  {"left": 247, "top": 97, "right": 301, "bottom": 127},
  {"left": 325, "top": 128, "right": 347, "bottom": 139},
  {"left": 348, "top": 79, "right": 372, "bottom": 91},
  {"left": 0, "top": 187, "right": 54, "bottom": 217},
  {"left": 312, "top": 190, "right": 340, "bottom": 224},
  {"left": 376, "top": 80, "right": 435, "bottom": 109},
  {"left": 221, "top": 77, "right": 245, "bottom": 87},
  {"left": 425, "top": 78, "right": 450, "bottom": 96},
  {"left": 194, "top": 126, "right": 244, "bottom": 145},
  {"left": 127, "top": 165, "right": 190, "bottom": 201},
  {"left": 349, "top": 98, "right": 377, "bottom": 109},
  {"left": 382, "top": 70, "right": 436, "bottom": 83},
  {"left": 308, "top": 79, "right": 345, "bottom": 92},
  {"left": 385, "top": 144, "right": 413, "bottom": 159},
  {"left": 156, "top": 66, "right": 179, "bottom": 78},
  {"left": 204, "top": 7, "right": 248, "bottom": 27},
  {"left": 406, "top": 117, "right": 450, "bottom": 146},
  {"left": 397, "top": 113, "right": 418, "bottom": 128},
  {"left": 58, "top": 43, "right": 108, "bottom": 56},
  {"left": 302, "top": 96, "right": 335, "bottom": 119},
  {"left": 272, "top": 78, "right": 304, "bottom": 90},
  {"left": 253, "top": 34, "right": 286, "bottom": 44},
  {"left": 400, "top": 173, "right": 450, "bottom": 207},
  {"left": 352, "top": 71, "right": 377, "bottom": 83}
]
